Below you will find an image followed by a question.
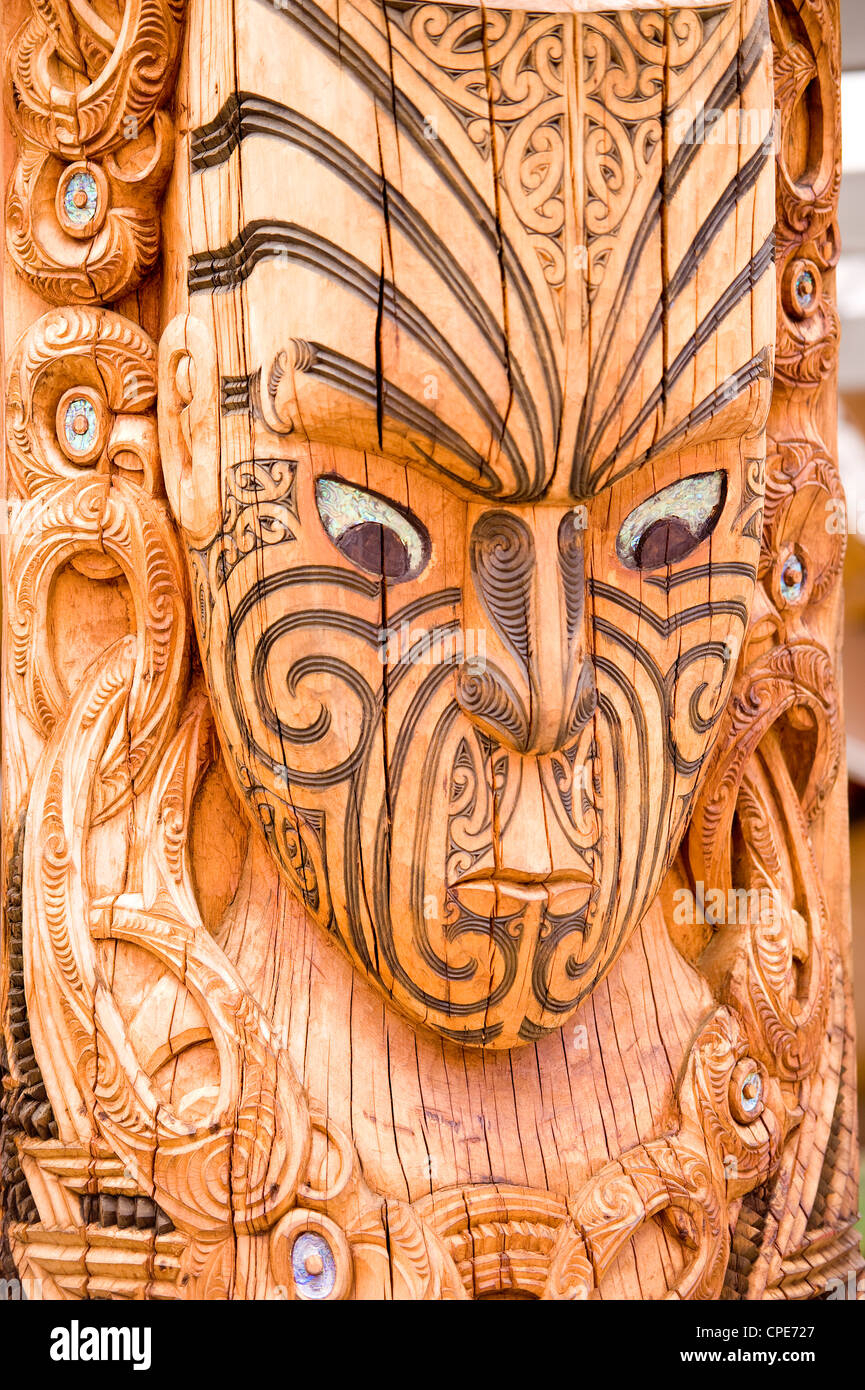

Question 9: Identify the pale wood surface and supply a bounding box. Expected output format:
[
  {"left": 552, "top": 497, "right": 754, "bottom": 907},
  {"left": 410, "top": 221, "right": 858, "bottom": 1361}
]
[{"left": 0, "top": 0, "right": 860, "bottom": 1300}]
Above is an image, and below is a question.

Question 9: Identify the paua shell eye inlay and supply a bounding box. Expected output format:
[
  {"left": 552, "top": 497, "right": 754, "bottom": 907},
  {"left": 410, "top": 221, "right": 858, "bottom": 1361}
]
[
  {"left": 291, "top": 1232, "right": 336, "bottom": 1299},
  {"left": 794, "top": 266, "right": 817, "bottom": 311},
  {"left": 785, "top": 257, "right": 822, "bottom": 318},
  {"left": 728, "top": 1056, "right": 767, "bottom": 1123},
  {"left": 61, "top": 169, "right": 99, "bottom": 227},
  {"left": 729, "top": 1059, "right": 766, "bottom": 1124},
  {"left": 738, "top": 1069, "right": 763, "bottom": 1114},
  {"left": 315, "top": 476, "right": 431, "bottom": 581},
  {"left": 62, "top": 397, "right": 98, "bottom": 454},
  {"left": 616, "top": 471, "right": 727, "bottom": 570},
  {"left": 780, "top": 550, "right": 806, "bottom": 602}
]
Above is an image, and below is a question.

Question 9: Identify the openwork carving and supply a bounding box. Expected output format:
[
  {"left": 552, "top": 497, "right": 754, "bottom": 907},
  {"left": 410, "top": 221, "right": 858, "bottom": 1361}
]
[
  {"left": 677, "top": 0, "right": 860, "bottom": 1300},
  {"left": 2, "top": 0, "right": 859, "bottom": 1302},
  {"left": 2, "top": 306, "right": 309, "bottom": 1295},
  {"left": 4, "top": 0, "right": 185, "bottom": 302}
]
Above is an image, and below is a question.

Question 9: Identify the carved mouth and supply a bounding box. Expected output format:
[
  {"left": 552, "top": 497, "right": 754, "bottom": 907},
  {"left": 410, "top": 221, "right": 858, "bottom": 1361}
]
[{"left": 451, "top": 869, "right": 595, "bottom": 917}]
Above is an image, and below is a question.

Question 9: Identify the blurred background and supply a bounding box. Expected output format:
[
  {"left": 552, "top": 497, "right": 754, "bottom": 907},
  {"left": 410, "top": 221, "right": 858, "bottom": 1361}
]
[{"left": 838, "top": 1, "right": 865, "bottom": 1244}]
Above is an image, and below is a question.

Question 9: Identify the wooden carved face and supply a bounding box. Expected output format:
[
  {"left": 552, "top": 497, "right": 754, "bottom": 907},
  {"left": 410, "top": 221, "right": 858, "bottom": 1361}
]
[{"left": 159, "top": 0, "right": 775, "bottom": 1047}]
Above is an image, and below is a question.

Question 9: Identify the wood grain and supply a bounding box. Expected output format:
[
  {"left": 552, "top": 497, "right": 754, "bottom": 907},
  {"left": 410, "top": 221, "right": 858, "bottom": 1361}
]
[{"left": 1, "top": 0, "right": 860, "bottom": 1300}]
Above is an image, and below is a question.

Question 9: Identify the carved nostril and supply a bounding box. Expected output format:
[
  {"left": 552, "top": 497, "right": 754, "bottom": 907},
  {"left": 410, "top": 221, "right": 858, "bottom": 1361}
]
[
  {"left": 557, "top": 510, "right": 585, "bottom": 644},
  {"left": 563, "top": 659, "right": 598, "bottom": 744},
  {"left": 455, "top": 659, "right": 530, "bottom": 752}
]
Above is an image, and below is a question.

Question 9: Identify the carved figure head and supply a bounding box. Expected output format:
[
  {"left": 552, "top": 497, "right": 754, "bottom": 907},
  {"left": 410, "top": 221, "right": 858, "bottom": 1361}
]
[{"left": 158, "top": 0, "right": 774, "bottom": 1046}]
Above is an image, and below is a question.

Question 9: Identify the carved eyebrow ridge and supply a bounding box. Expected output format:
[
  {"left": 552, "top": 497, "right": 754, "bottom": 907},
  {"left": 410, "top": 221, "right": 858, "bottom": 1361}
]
[
  {"left": 242, "top": 0, "right": 563, "bottom": 426},
  {"left": 572, "top": 3, "right": 772, "bottom": 493},
  {"left": 189, "top": 93, "right": 547, "bottom": 487},
  {"left": 188, "top": 221, "right": 528, "bottom": 493},
  {"left": 591, "top": 343, "right": 774, "bottom": 495},
  {"left": 299, "top": 341, "right": 502, "bottom": 495},
  {"left": 588, "top": 236, "right": 775, "bottom": 491}
]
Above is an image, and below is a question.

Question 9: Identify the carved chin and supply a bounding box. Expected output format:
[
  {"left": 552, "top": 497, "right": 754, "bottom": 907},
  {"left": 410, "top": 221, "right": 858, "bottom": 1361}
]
[
  {"left": 220, "top": 661, "right": 681, "bottom": 1047},
  {"left": 308, "top": 893, "right": 607, "bottom": 1051},
  {"left": 259, "top": 814, "right": 627, "bottom": 1050}
]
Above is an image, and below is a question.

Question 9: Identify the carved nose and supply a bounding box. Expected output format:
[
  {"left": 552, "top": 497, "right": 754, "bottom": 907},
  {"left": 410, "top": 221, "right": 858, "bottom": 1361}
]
[
  {"left": 106, "top": 413, "right": 159, "bottom": 491},
  {"left": 455, "top": 508, "right": 596, "bottom": 755}
]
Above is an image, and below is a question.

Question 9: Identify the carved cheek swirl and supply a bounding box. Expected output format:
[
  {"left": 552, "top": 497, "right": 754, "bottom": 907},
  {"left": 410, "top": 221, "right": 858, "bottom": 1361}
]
[
  {"left": 213, "top": 569, "right": 383, "bottom": 790},
  {"left": 248, "top": 628, "right": 379, "bottom": 785},
  {"left": 201, "top": 554, "right": 483, "bottom": 1003},
  {"left": 664, "top": 638, "right": 742, "bottom": 775}
]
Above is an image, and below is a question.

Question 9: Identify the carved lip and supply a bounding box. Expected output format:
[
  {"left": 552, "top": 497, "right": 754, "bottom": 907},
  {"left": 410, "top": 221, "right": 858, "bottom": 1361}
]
[{"left": 451, "top": 869, "right": 595, "bottom": 916}]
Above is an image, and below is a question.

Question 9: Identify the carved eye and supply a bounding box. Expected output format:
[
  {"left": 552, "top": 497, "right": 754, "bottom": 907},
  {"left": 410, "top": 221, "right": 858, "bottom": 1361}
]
[
  {"left": 616, "top": 471, "right": 727, "bottom": 570},
  {"left": 55, "top": 387, "right": 106, "bottom": 465},
  {"left": 314, "top": 476, "right": 431, "bottom": 582},
  {"left": 55, "top": 161, "right": 107, "bottom": 238}
]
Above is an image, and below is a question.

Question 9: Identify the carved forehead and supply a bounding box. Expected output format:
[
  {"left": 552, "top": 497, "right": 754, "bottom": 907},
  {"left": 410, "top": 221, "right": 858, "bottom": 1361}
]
[{"left": 179, "top": 0, "right": 774, "bottom": 502}]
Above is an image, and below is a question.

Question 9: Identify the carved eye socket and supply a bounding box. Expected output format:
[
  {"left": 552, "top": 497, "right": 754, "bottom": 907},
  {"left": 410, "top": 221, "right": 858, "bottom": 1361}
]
[
  {"left": 314, "top": 476, "right": 431, "bottom": 582},
  {"left": 616, "top": 471, "right": 727, "bottom": 570},
  {"left": 55, "top": 387, "right": 106, "bottom": 465}
]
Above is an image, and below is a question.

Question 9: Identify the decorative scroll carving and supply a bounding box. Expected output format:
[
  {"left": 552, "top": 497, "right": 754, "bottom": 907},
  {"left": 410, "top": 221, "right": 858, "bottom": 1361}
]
[
  {"left": 579, "top": 5, "right": 729, "bottom": 298},
  {"left": 6, "top": 306, "right": 160, "bottom": 497},
  {"left": 4, "top": 0, "right": 185, "bottom": 302},
  {"left": 2, "top": 307, "right": 313, "bottom": 1297},
  {"left": 2, "top": 0, "right": 859, "bottom": 1303},
  {"left": 770, "top": 0, "right": 842, "bottom": 388},
  {"left": 387, "top": 5, "right": 567, "bottom": 316},
  {"left": 674, "top": 0, "right": 861, "bottom": 1301}
]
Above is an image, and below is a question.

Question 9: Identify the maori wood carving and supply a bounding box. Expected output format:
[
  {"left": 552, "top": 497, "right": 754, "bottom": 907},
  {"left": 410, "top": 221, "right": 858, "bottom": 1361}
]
[{"left": 1, "top": 0, "right": 860, "bottom": 1300}]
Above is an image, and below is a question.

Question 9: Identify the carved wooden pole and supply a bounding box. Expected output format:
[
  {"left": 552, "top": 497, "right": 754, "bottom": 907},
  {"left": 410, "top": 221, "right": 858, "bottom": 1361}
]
[{"left": 1, "top": 0, "right": 859, "bottom": 1301}]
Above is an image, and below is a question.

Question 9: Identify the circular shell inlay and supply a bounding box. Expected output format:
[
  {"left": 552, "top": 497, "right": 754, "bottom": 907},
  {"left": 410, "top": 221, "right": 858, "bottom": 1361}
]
[
  {"left": 56, "top": 162, "right": 108, "bottom": 238},
  {"left": 291, "top": 1232, "right": 337, "bottom": 1299},
  {"left": 56, "top": 388, "right": 105, "bottom": 466},
  {"left": 780, "top": 551, "right": 806, "bottom": 602}
]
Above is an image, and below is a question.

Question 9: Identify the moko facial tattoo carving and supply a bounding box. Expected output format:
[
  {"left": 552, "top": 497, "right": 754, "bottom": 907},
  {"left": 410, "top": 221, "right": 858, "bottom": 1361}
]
[
  {"left": 3, "top": 0, "right": 860, "bottom": 1304},
  {"left": 159, "top": 0, "right": 774, "bottom": 1048}
]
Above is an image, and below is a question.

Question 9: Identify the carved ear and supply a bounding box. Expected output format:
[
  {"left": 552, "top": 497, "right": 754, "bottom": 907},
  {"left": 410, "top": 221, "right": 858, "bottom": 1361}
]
[{"left": 158, "top": 313, "right": 222, "bottom": 546}]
